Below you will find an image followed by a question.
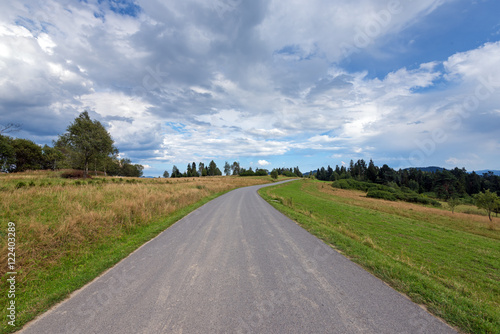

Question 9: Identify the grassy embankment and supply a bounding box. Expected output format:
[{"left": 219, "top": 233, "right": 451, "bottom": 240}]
[
  {"left": 259, "top": 179, "right": 499, "bottom": 334},
  {"left": 0, "top": 170, "right": 276, "bottom": 333}
]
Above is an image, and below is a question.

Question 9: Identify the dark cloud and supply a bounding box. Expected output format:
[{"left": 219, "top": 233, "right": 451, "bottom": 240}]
[{"left": 1, "top": 0, "right": 499, "bottom": 174}]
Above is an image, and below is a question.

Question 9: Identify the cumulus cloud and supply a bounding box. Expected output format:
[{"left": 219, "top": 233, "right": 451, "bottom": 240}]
[
  {"left": 1, "top": 0, "right": 499, "bottom": 175},
  {"left": 257, "top": 160, "right": 271, "bottom": 167}
]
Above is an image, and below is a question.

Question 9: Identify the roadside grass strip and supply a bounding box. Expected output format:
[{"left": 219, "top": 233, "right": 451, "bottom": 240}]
[{"left": 259, "top": 179, "right": 500, "bottom": 334}]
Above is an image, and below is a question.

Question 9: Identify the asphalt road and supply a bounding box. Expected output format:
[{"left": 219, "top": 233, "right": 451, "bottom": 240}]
[{"left": 20, "top": 180, "right": 457, "bottom": 334}]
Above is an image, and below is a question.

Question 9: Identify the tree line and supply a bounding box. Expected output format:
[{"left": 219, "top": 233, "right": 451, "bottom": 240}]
[
  {"left": 313, "top": 159, "right": 500, "bottom": 220},
  {"left": 166, "top": 161, "right": 303, "bottom": 178},
  {"left": 0, "top": 112, "right": 144, "bottom": 178},
  {"left": 313, "top": 159, "right": 500, "bottom": 199}
]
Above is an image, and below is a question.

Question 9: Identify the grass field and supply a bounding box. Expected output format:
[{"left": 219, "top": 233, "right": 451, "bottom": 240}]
[
  {"left": 0, "top": 170, "right": 276, "bottom": 333},
  {"left": 259, "top": 179, "right": 500, "bottom": 334}
]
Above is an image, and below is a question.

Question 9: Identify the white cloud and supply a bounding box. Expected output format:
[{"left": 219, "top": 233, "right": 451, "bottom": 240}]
[
  {"left": 1, "top": 0, "right": 499, "bottom": 173},
  {"left": 257, "top": 160, "right": 271, "bottom": 166}
]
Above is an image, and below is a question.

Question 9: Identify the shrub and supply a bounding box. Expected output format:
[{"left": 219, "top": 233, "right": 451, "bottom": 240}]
[
  {"left": 336, "top": 179, "right": 442, "bottom": 207},
  {"left": 366, "top": 189, "right": 397, "bottom": 201},
  {"left": 332, "top": 179, "right": 385, "bottom": 192},
  {"left": 15, "top": 181, "right": 27, "bottom": 189},
  {"left": 61, "top": 170, "right": 88, "bottom": 179}
]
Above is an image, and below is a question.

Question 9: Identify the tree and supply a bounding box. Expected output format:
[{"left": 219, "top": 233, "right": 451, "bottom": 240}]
[
  {"left": 41, "top": 145, "right": 64, "bottom": 170},
  {"left": 59, "top": 111, "right": 115, "bottom": 178},
  {"left": 0, "top": 135, "right": 15, "bottom": 172},
  {"left": 191, "top": 162, "right": 198, "bottom": 177},
  {"left": 367, "top": 159, "right": 378, "bottom": 183},
  {"left": 293, "top": 166, "right": 303, "bottom": 177},
  {"left": 224, "top": 161, "right": 231, "bottom": 176},
  {"left": 11, "top": 138, "right": 43, "bottom": 172},
  {"left": 254, "top": 168, "right": 268, "bottom": 176},
  {"left": 447, "top": 197, "right": 461, "bottom": 214},
  {"left": 494, "top": 201, "right": 500, "bottom": 218},
  {"left": 100, "top": 147, "right": 119, "bottom": 176},
  {"left": 0, "top": 123, "right": 21, "bottom": 135},
  {"left": 231, "top": 161, "right": 240, "bottom": 175},
  {"left": 171, "top": 165, "right": 181, "bottom": 178},
  {"left": 198, "top": 162, "right": 205, "bottom": 176},
  {"left": 208, "top": 160, "right": 217, "bottom": 176},
  {"left": 118, "top": 158, "right": 143, "bottom": 177},
  {"left": 271, "top": 169, "right": 279, "bottom": 180},
  {"left": 475, "top": 190, "right": 500, "bottom": 221},
  {"left": 163, "top": 170, "right": 169, "bottom": 178}
]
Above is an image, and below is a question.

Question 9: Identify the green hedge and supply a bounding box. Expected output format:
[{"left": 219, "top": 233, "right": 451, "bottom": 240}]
[
  {"left": 333, "top": 179, "right": 441, "bottom": 207},
  {"left": 366, "top": 189, "right": 398, "bottom": 201}
]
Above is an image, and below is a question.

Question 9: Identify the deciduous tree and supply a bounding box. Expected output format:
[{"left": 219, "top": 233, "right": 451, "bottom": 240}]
[
  {"left": 58, "top": 111, "right": 115, "bottom": 178},
  {"left": 11, "top": 138, "right": 43, "bottom": 172},
  {"left": 0, "top": 135, "right": 15, "bottom": 172},
  {"left": 224, "top": 161, "right": 231, "bottom": 176},
  {"left": 474, "top": 190, "right": 500, "bottom": 221}
]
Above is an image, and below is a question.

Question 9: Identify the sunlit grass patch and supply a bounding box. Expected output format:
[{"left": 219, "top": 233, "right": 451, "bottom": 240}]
[{"left": 259, "top": 179, "right": 500, "bottom": 334}]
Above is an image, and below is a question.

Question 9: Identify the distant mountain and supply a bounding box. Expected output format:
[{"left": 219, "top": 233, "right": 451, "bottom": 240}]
[{"left": 472, "top": 170, "right": 500, "bottom": 176}]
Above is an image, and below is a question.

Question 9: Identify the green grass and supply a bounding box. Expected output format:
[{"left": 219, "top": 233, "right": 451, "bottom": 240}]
[{"left": 259, "top": 179, "right": 500, "bottom": 334}]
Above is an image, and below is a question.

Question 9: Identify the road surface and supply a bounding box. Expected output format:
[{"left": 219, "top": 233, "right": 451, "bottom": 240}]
[{"left": 20, "top": 180, "right": 457, "bottom": 333}]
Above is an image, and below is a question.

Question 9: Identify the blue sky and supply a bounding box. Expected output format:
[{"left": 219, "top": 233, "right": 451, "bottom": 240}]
[{"left": 1, "top": 0, "right": 499, "bottom": 176}]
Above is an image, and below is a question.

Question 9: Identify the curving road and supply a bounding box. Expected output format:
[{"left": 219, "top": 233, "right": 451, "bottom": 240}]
[{"left": 20, "top": 180, "right": 457, "bottom": 334}]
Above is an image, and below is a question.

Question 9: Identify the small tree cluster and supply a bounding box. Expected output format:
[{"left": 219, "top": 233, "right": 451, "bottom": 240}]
[
  {"left": 314, "top": 159, "right": 500, "bottom": 201},
  {"left": 272, "top": 167, "right": 302, "bottom": 177},
  {"left": 170, "top": 160, "right": 222, "bottom": 178},
  {"left": 0, "top": 112, "right": 143, "bottom": 178}
]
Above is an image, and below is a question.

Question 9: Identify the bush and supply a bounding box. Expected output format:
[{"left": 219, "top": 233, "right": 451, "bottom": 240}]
[
  {"left": 254, "top": 169, "right": 269, "bottom": 176},
  {"left": 335, "top": 179, "right": 442, "bottom": 207},
  {"left": 366, "top": 189, "right": 397, "bottom": 201},
  {"left": 15, "top": 181, "right": 26, "bottom": 189},
  {"left": 61, "top": 170, "right": 88, "bottom": 179},
  {"left": 332, "top": 179, "right": 385, "bottom": 192}
]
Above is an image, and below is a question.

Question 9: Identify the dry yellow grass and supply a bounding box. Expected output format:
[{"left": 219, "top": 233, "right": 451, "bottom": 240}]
[{"left": 0, "top": 171, "right": 272, "bottom": 287}]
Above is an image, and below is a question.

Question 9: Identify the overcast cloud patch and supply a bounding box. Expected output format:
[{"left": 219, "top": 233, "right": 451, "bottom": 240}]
[{"left": 1, "top": 0, "right": 499, "bottom": 176}]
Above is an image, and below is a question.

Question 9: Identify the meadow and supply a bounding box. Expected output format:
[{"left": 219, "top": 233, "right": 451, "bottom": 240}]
[
  {"left": 259, "top": 179, "right": 500, "bottom": 334},
  {"left": 0, "top": 170, "right": 274, "bottom": 333}
]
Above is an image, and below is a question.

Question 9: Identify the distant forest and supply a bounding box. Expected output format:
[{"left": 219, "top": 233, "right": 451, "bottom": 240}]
[
  {"left": 313, "top": 159, "right": 500, "bottom": 199},
  {"left": 167, "top": 161, "right": 303, "bottom": 178}
]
